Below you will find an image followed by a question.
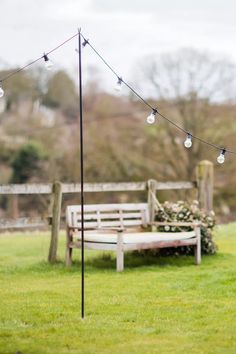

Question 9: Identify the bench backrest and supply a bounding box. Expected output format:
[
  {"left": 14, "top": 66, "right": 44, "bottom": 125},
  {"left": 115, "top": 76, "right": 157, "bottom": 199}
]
[{"left": 66, "top": 203, "right": 149, "bottom": 230}]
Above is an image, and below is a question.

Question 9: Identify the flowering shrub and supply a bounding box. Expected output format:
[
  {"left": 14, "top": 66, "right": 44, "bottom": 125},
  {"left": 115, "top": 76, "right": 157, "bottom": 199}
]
[{"left": 151, "top": 200, "right": 217, "bottom": 256}]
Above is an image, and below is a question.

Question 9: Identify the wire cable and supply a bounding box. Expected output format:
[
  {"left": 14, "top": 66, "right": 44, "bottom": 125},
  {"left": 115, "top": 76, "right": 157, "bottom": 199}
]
[
  {"left": 0, "top": 29, "right": 235, "bottom": 157},
  {"left": 0, "top": 32, "right": 79, "bottom": 82},
  {"left": 80, "top": 31, "right": 235, "bottom": 156}
]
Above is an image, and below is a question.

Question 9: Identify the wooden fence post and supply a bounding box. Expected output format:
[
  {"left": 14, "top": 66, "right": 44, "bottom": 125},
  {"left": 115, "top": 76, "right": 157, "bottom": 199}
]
[
  {"left": 196, "top": 160, "right": 214, "bottom": 212},
  {"left": 147, "top": 179, "right": 156, "bottom": 227},
  {"left": 8, "top": 195, "right": 19, "bottom": 218},
  {"left": 48, "top": 181, "right": 62, "bottom": 263}
]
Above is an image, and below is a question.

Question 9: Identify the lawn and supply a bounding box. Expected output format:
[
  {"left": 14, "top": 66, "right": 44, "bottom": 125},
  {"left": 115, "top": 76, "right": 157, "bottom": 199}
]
[{"left": 0, "top": 224, "right": 236, "bottom": 354}]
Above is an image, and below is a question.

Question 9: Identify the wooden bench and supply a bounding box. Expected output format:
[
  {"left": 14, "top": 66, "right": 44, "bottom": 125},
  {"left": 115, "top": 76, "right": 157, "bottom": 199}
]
[{"left": 65, "top": 203, "right": 201, "bottom": 271}]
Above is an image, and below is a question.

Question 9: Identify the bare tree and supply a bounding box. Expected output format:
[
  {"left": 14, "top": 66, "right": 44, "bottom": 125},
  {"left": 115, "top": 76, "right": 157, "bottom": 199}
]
[{"left": 136, "top": 48, "right": 236, "bottom": 179}]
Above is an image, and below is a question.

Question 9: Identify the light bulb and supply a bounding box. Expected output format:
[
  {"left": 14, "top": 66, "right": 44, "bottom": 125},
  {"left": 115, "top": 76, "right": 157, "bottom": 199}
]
[
  {"left": 217, "top": 154, "right": 225, "bottom": 164},
  {"left": 217, "top": 149, "right": 226, "bottom": 164},
  {"left": 184, "top": 134, "right": 192, "bottom": 148},
  {"left": 114, "top": 77, "right": 122, "bottom": 92},
  {"left": 146, "top": 113, "right": 155, "bottom": 124},
  {"left": 0, "top": 84, "right": 4, "bottom": 98},
  {"left": 146, "top": 109, "right": 157, "bottom": 124},
  {"left": 45, "top": 60, "right": 53, "bottom": 70},
  {"left": 43, "top": 54, "right": 54, "bottom": 71}
]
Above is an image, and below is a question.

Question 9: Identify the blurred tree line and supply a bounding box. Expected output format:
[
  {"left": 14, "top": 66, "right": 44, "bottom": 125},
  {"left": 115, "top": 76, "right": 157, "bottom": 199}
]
[{"left": 0, "top": 48, "right": 236, "bottom": 220}]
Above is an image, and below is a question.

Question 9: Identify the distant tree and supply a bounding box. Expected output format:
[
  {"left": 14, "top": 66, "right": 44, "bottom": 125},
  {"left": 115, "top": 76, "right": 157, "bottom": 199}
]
[
  {"left": 11, "top": 141, "right": 47, "bottom": 183},
  {"left": 0, "top": 70, "right": 37, "bottom": 109},
  {"left": 136, "top": 48, "right": 236, "bottom": 180},
  {"left": 42, "top": 70, "right": 78, "bottom": 110}
]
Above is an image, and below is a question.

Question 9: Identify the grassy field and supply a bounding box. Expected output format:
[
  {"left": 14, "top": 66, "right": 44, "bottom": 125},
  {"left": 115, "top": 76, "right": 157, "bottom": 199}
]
[{"left": 1, "top": 224, "right": 236, "bottom": 354}]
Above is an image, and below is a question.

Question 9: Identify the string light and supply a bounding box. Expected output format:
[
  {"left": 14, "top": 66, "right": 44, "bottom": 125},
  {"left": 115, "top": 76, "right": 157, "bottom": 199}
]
[
  {"left": 82, "top": 38, "right": 89, "bottom": 47},
  {"left": 79, "top": 32, "right": 236, "bottom": 162},
  {"left": 0, "top": 29, "right": 236, "bottom": 163},
  {"left": 0, "top": 32, "right": 80, "bottom": 96},
  {"left": 217, "top": 148, "right": 226, "bottom": 164},
  {"left": 43, "top": 53, "right": 54, "bottom": 70},
  {"left": 114, "top": 77, "right": 123, "bottom": 92},
  {"left": 0, "top": 82, "right": 4, "bottom": 98},
  {"left": 184, "top": 133, "right": 192, "bottom": 148},
  {"left": 146, "top": 109, "right": 157, "bottom": 124}
]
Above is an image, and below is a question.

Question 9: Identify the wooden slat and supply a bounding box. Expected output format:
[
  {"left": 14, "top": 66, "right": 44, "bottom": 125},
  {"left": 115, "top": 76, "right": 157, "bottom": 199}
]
[
  {"left": 74, "top": 212, "right": 143, "bottom": 220},
  {"left": 123, "top": 239, "right": 197, "bottom": 251},
  {"left": 74, "top": 220, "right": 143, "bottom": 229},
  {"left": 0, "top": 181, "right": 196, "bottom": 195},
  {"left": 72, "top": 211, "right": 78, "bottom": 227},
  {"left": 0, "top": 184, "right": 52, "bottom": 194},
  {"left": 97, "top": 210, "right": 101, "bottom": 228},
  {"left": 152, "top": 221, "right": 201, "bottom": 227},
  {"left": 102, "top": 212, "right": 142, "bottom": 219},
  {"left": 70, "top": 241, "right": 117, "bottom": 251},
  {"left": 0, "top": 217, "right": 46, "bottom": 229},
  {"left": 155, "top": 181, "right": 196, "bottom": 190},
  {"left": 62, "top": 182, "right": 147, "bottom": 193},
  {"left": 67, "top": 203, "right": 148, "bottom": 212},
  {"left": 86, "top": 203, "right": 147, "bottom": 211},
  {"left": 70, "top": 239, "right": 196, "bottom": 251}
]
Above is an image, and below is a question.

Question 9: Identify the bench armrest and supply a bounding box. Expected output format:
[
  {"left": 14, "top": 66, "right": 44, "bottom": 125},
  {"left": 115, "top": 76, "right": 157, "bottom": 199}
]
[{"left": 150, "top": 221, "right": 201, "bottom": 227}]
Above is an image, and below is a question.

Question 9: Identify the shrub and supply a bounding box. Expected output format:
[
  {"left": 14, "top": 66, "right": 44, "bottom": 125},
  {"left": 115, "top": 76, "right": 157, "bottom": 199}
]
[
  {"left": 141, "top": 200, "right": 217, "bottom": 257},
  {"left": 11, "top": 141, "right": 48, "bottom": 183}
]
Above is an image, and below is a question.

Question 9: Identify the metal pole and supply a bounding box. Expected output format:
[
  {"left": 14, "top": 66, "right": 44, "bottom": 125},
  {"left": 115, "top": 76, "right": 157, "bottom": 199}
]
[{"left": 78, "top": 29, "right": 85, "bottom": 319}]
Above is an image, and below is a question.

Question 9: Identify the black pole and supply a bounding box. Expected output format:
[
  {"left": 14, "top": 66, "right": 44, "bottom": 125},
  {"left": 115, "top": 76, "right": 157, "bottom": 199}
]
[{"left": 78, "top": 29, "right": 85, "bottom": 319}]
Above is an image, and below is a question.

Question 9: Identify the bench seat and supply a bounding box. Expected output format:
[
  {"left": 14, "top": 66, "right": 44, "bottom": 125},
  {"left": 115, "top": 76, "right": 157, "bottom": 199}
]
[{"left": 75, "top": 230, "right": 196, "bottom": 244}]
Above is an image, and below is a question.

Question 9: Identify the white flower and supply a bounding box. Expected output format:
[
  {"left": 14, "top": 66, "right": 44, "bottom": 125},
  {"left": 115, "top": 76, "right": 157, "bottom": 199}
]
[{"left": 172, "top": 206, "right": 179, "bottom": 213}]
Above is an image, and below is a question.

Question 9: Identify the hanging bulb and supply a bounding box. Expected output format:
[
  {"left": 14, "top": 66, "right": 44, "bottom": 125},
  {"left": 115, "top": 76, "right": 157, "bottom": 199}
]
[
  {"left": 0, "top": 82, "right": 4, "bottom": 98},
  {"left": 43, "top": 53, "right": 54, "bottom": 70},
  {"left": 114, "top": 77, "right": 122, "bottom": 92},
  {"left": 146, "top": 109, "right": 157, "bottom": 124},
  {"left": 217, "top": 148, "right": 226, "bottom": 164},
  {"left": 82, "top": 38, "right": 89, "bottom": 47},
  {"left": 184, "top": 133, "right": 192, "bottom": 148}
]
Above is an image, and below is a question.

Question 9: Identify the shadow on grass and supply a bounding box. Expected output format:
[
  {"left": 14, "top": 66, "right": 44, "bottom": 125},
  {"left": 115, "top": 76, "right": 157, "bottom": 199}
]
[
  {"left": 86, "top": 252, "right": 196, "bottom": 270},
  {"left": 8, "top": 250, "right": 234, "bottom": 276},
  {"left": 23, "top": 251, "right": 231, "bottom": 275}
]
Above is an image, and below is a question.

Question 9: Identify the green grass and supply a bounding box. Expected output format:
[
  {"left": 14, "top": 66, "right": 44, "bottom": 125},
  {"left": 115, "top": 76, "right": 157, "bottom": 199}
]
[{"left": 1, "top": 225, "right": 236, "bottom": 354}]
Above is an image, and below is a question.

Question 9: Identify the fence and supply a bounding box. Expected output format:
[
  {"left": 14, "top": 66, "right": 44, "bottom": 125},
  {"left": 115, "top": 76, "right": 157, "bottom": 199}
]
[{"left": 0, "top": 160, "right": 213, "bottom": 262}]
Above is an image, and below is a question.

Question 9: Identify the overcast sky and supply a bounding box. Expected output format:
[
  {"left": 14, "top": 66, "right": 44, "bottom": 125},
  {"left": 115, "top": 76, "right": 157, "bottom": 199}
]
[{"left": 1, "top": 0, "right": 236, "bottom": 89}]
